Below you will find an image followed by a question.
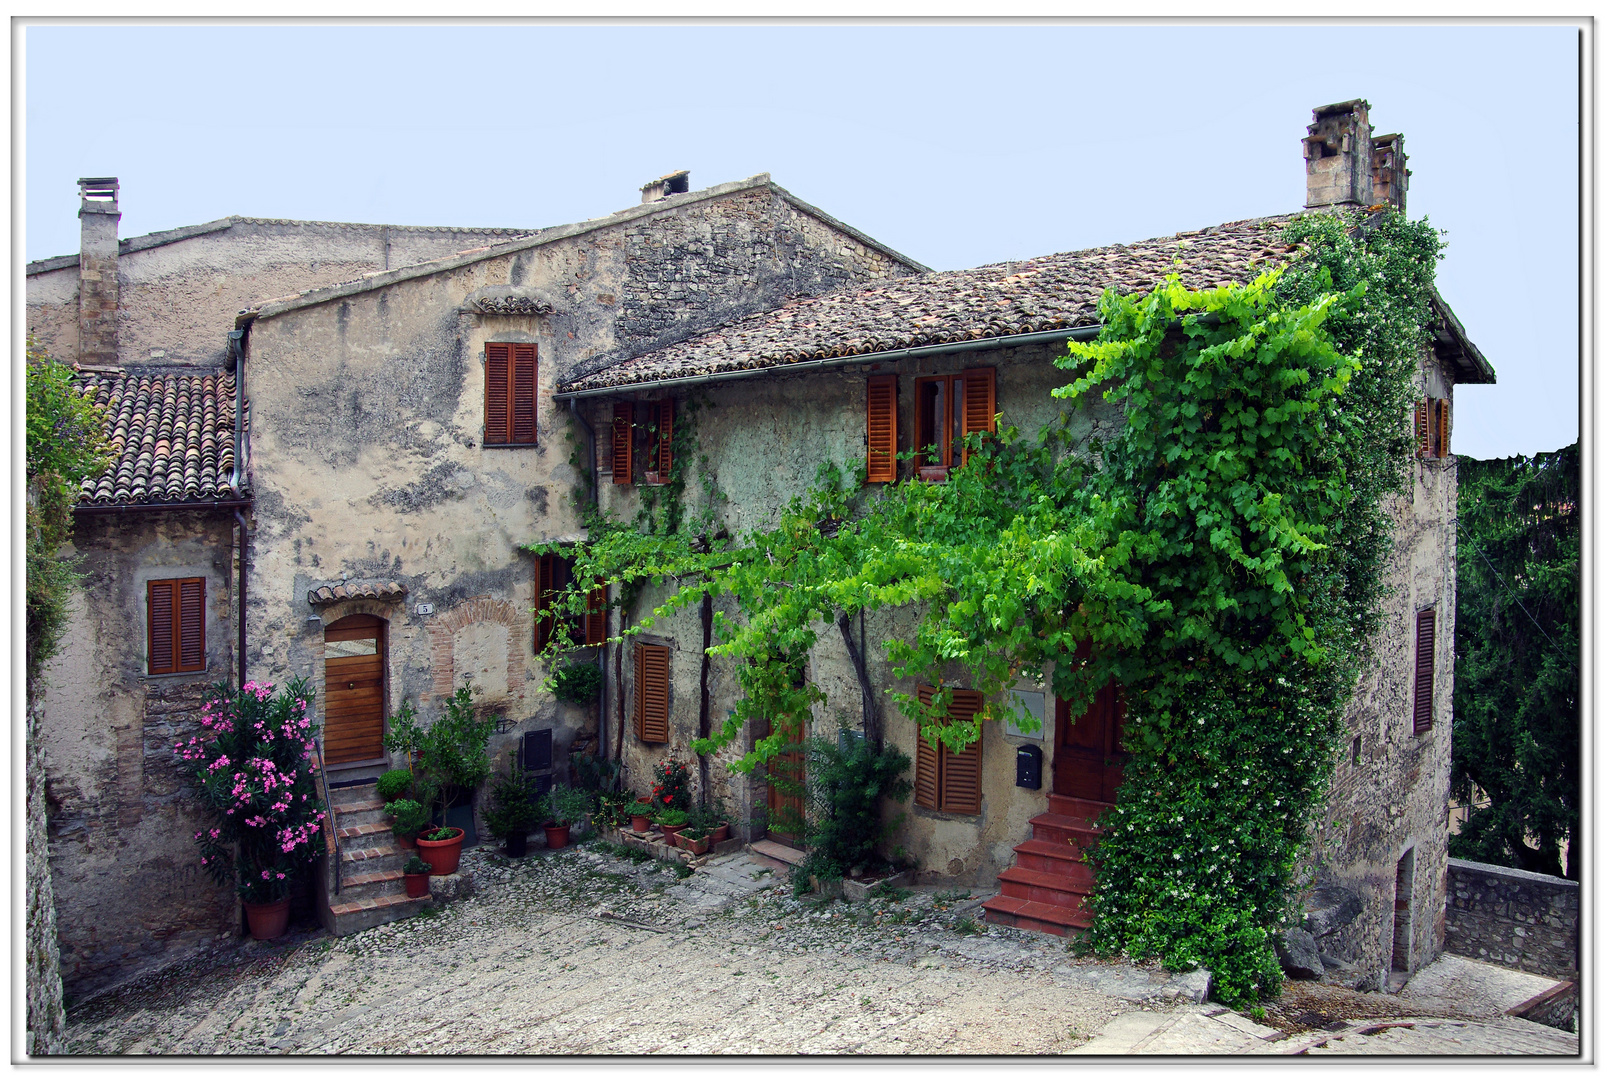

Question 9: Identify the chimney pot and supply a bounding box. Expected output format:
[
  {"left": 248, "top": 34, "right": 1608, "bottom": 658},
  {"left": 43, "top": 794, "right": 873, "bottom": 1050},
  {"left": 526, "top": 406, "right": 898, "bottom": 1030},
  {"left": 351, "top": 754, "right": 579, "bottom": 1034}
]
[{"left": 640, "top": 170, "right": 691, "bottom": 204}]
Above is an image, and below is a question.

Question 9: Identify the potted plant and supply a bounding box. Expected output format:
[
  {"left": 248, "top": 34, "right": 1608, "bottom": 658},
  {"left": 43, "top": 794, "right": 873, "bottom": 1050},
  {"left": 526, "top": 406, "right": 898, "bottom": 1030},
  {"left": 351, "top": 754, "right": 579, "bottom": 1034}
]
[
  {"left": 483, "top": 754, "right": 541, "bottom": 858},
  {"left": 413, "top": 682, "right": 496, "bottom": 875},
  {"left": 679, "top": 810, "right": 712, "bottom": 855},
  {"left": 655, "top": 808, "right": 689, "bottom": 844},
  {"left": 176, "top": 678, "right": 327, "bottom": 942},
  {"left": 544, "top": 785, "right": 590, "bottom": 849},
  {"left": 375, "top": 767, "right": 413, "bottom": 802},
  {"left": 385, "top": 797, "right": 430, "bottom": 849},
  {"left": 402, "top": 854, "right": 431, "bottom": 898},
  {"left": 630, "top": 794, "right": 654, "bottom": 833},
  {"left": 708, "top": 796, "right": 733, "bottom": 844},
  {"left": 650, "top": 757, "right": 693, "bottom": 815}
]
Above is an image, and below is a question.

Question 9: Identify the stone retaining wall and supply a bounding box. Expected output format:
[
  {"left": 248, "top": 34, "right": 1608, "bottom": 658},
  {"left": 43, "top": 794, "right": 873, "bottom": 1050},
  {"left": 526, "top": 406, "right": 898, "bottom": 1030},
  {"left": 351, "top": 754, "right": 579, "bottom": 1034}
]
[{"left": 1444, "top": 857, "right": 1578, "bottom": 977}]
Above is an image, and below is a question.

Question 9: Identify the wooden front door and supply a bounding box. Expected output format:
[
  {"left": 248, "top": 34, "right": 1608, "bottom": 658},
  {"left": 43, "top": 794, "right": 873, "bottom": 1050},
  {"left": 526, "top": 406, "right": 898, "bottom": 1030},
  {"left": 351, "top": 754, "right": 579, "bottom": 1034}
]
[
  {"left": 1053, "top": 679, "right": 1127, "bottom": 803},
  {"left": 764, "top": 713, "right": 807, "bottom": 846},
  {"left": 323, "top": 614, "right": 387, "bottom": 766}
]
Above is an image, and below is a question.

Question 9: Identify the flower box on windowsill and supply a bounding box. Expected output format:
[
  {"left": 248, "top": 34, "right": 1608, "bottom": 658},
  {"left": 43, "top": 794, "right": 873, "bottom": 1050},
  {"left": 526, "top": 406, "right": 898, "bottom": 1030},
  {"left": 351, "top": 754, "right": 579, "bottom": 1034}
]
[{"left": 918, "top": 465, "right": 950, "bottom": 484}]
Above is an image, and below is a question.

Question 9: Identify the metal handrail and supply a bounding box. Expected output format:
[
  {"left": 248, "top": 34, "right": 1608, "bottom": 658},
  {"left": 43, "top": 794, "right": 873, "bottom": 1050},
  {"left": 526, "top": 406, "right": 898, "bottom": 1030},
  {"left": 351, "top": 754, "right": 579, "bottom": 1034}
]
[{"left": 313, "top": 742, "right": 341, "bottom": 896}]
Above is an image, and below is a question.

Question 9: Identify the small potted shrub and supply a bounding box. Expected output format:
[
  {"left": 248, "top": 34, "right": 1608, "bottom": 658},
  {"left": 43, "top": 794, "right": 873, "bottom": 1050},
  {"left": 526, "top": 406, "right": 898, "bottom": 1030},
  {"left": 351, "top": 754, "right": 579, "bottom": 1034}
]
[
  {"left": 655, "top": 808, "right": 689, "bottom": 844},
  {"left": 543, "top": 785, "right": 591, "bottom": 850},
  {"left": 375, "top": 768, "right": 414, "bottom": 803},
  {"left": 630, "top": 795, "right": 654, "bottom": 833},
  {"left": 650, "top": 757, "right": 693, "bottom": 815},
  {"left": 414, "top": 682, "right": 496, "bottom": 875},
  {"left": 402, "top": 854, "right": 431, "bottom": 898},
  {"left": 707, "top": 797, "right": 733, "bottom": 844},
  {"left": 386, "top": 798, "right": 430, "bottom": 849},
  {"left": 680, "top": 808, "right": 712, "bottom": 855},
  {"left": 483, "top": 756, "right": 541, "bottom": 857}
]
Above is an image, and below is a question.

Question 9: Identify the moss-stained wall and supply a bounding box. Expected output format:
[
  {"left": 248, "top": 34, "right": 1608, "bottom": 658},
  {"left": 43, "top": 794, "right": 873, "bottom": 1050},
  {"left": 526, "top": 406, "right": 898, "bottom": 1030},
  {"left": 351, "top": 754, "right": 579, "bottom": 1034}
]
[{"left": 39, "top": 512, "right": 241, "bottom": 997}]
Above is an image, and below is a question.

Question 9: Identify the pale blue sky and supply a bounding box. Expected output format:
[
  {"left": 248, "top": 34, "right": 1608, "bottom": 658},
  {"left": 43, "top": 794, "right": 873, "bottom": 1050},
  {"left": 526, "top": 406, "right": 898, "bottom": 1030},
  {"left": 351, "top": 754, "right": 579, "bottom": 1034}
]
[{"left": 22, "top": 22, "right": 1580, "bottom": 459}]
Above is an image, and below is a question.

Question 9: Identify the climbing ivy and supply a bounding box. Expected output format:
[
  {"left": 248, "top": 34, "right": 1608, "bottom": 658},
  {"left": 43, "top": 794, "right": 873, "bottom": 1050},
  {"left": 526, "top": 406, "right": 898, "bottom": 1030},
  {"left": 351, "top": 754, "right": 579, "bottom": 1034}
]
[{"left": 533, "top": 208, "right": 1443, "bottom": 1006}]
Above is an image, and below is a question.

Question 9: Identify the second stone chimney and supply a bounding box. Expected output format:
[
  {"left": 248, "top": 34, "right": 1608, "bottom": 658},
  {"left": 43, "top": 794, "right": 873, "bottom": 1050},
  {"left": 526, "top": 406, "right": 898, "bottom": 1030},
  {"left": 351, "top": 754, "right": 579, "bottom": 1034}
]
[
  {"left": 639, "top": 170, "right": 691, "bottom": 204},
  {"left": 77, "top": 177, "right": 120, "bottom": 367},
  {"left": 1303, "top": 101, "right": 1408, "bottom": 213}
]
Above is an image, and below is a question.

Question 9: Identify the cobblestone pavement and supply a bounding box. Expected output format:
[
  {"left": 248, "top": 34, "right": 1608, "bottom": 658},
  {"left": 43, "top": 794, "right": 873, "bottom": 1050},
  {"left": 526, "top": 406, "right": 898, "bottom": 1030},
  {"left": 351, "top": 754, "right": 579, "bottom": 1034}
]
[
  {"left": 60, "top": 844, "right": 1578, "bottom": 1057},
  {"left": 64, "top": 846, "right": 1152, "bottom": 1055}
]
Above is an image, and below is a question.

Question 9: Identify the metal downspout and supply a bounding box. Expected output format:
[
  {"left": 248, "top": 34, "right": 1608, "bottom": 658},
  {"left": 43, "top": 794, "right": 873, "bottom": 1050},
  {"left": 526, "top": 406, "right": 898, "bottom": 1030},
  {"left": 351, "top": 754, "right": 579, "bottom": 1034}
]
[
  {"left": 569, "top": 399, "right": 608, "bottom": 766},
  {"left": 227, "top": 328, "right": 250, "bottom": 692}
]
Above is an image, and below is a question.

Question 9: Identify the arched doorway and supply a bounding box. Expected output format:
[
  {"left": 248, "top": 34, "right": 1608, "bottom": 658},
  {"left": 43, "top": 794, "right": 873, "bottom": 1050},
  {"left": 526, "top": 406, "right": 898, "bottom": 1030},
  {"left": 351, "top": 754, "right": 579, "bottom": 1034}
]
[{"left": 324, "top": 614, "right": 388, "bottom": 766}]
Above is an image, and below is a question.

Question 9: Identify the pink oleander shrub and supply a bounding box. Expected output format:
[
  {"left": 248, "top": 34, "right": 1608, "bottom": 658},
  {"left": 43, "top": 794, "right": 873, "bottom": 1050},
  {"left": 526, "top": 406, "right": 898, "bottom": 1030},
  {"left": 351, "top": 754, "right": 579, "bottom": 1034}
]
[{"left": 176, "top": 677, "right": 328, "bottom": 903}]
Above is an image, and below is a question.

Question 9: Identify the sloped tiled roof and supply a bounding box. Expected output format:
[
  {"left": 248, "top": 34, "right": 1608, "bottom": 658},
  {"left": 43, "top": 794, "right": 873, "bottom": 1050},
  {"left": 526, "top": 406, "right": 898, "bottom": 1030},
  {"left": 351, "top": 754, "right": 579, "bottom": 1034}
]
[
  {"left": 75, "top": 369, "right": 244, "bottom": 506},
  {"left": 558, "top": 215, "right": 1298, "bottom": 393}
]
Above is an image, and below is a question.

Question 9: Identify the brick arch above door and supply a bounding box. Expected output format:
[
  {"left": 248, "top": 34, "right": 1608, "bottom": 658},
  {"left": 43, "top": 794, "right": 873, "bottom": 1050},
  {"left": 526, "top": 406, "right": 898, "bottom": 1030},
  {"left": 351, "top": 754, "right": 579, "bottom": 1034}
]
[{"left": 425, "top": 596, "right": 527, "bottom": 700}]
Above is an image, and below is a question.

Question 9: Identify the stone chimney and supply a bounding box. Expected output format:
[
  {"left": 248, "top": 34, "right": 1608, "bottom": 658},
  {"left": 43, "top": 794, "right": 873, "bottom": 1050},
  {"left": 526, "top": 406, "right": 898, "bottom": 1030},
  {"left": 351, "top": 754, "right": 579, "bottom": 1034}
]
[
  {"left": 76, "top": 177, "right": 120, "bottom": 366},
  {"left": 1303, "top": 101, "right": 1408, "bottom": 213},
  {"left": 639, "top": 170, "right": 690, "bottom": 204}
]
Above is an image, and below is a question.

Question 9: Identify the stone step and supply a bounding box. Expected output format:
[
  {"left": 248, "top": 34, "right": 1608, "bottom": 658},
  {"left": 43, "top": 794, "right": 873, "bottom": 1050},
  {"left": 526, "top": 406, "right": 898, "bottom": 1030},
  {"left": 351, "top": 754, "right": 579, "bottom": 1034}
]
[
  {"left": 981, "top": 894, "right": 1091, "bottom": 936},
  {"left": 1029, "top": 812, "right": 1102, "bottom": 848},
  {"left": 1010, "top": 838, "right": 1095, "bottom": 883},
  {"left": 336, "top": 820, "right": 397, "bottom": 843},
  {"left": 1045, "top": 794, "right": 1114, "bottom": 829},
  {"left": 748, "top": 839, "right": 808, "bottom": 866},
  {"left": 336, "top": 866, "right": 422, "bottom": 904},
  {"left": 340, "top": 836, "right": 410, "bottom": 877},
  {"left": 332, "top": 803, "right": 393, "bottom": 830},
  {"left": 327, "top": 890, "right": 431, "bottom": 937}
]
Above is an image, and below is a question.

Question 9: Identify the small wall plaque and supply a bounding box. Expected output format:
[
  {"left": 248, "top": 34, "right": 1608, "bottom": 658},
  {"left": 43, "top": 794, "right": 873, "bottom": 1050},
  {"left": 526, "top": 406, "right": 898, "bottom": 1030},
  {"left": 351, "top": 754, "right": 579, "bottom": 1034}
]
[{"left": 416, "top": 603, "right": 434, "bottom": 615}]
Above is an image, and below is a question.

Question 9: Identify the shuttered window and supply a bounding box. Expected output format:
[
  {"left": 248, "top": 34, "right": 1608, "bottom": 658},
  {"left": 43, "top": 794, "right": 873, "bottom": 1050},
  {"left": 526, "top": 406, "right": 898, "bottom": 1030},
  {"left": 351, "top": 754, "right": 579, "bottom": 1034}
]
[
  {"left": 1412, "top": 607, "right": 1436, "bottom": 735},
  {"left": 914, "top": 368, "right": 996, "bottom": 477},
  {"left": 912, "top": 686, "right": 984, "bottom": 815},
  {"left": 537, "top": 554, "right": 609, "bottom": 650},
  {"left": 148, "top": 577, "right": 205, "bottom": 675},
  {"left": 652, "top": 399, "right": 674, "bottom": 481},
  {"left": 611, "top": 402, "right": 634, "bottom": 485},
  {"left": 1415, "top": 397, "right": 1451, "bottom": 459},
  {"left": 485, "top": 343, "right": 538, "bottom": 445},
  {"left": 635, "top": 642, "right": 671, "bottom": 744},
  {"left": 866, "top": 374, "right": 898, "bottom": 483}
]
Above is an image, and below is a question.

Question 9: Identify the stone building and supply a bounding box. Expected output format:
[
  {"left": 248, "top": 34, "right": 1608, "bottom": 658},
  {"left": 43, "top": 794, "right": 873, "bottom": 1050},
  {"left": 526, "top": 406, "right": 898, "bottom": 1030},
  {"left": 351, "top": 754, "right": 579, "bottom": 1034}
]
[
  {"left": 30, "top": 100, "right": 1492, "bottom": 1002},
  {"left": 28, "top": 170, "right": 924, "bottom": 992},
  {"left": 553, "top": 100, "right": 1493, "bottom": 989}
]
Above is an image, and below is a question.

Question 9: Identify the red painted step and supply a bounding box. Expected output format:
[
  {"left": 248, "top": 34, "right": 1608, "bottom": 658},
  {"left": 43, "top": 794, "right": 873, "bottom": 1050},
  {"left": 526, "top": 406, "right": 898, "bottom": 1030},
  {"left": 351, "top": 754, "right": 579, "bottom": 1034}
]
[
  {"left": 981, "top": 895, "right": 1091, "bottom": 936},
  {"left": 997, "top": 865, "right": 1094, "bottom": 909},
  {"left": 1007, "top": 839, "right": 1096, "bottom": 886},
  {"left": 1029, "top": 812, "right": 1102, "bottom": 848},
  {"left": 1046, "top": 794, "right": 1113, "bottom": 829}
]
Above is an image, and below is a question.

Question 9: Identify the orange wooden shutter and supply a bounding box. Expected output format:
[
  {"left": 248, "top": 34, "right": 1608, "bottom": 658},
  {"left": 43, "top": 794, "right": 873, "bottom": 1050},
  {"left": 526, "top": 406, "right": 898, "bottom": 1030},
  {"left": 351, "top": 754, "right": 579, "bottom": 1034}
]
[
  {"left": 1414, "top": 399, "right": 1430, "bottom": 458},
  {"left": 914, "top": 686, "right": 941, "bottom": 810},
  {"left": 960, "top": 368, "right": 996, "bottom": 465},
  {"left": 939, "top": 688, "right": 984, "bottom": 814},
  {"left": 656, "top": 400, "right": 674, "bottom": 476},
  {"left": 866, "top": 374, "right": 898, "bottom": 483},
  {"left": 485, "top": 343, "right": 511, "bottom": 445},
  {"left": 511, "top": 343, "right": 537, "bottom": 444},
  {"left": 636, "top": 643, "right": 670, "bottom": 743},
  {"left": 177, "top": 579, "right": 205, "bottom": 672},
  {"left": 584, "top": 586, "right": 607, "bottom": 646},
  {"left": 612, "top": 403, "right": 634, "bottom": 485},
  {"left": 1437, "top": 398, "right": 1451, "bottom": 458},
  {"left": 535, "top": 554, "right": 556, "bottom": 651},
  {"left": 1413, "top": 607, "right": 1436, "bottom": 734},
  {"left": 148, "top": 580, "right": 176, "bottom": 674}
]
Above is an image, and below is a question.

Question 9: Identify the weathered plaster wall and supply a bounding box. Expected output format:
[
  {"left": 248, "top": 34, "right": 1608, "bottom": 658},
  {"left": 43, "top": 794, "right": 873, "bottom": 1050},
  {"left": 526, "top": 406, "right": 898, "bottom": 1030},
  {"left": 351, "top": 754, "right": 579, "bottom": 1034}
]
[
  {"left": 1301, "top": 350, "right": 1459, "bottom": 987},
  {"left": 245, "top": 183, "right": 917, "bottom": 795},
  {"left": 39, "top": 512, "right": 241, "bottom": 996},
  {"left": 1444, "top": 858, "right": 1578, "bottom": 978},
  {"left": 26, "top": 700, "right": 67, "bottom": 1054},
  {"left": 26, "top": 218, "right": 537, "bottom": 368},
  {"left": 602, "top": 341, "right": 1116, "bottom": 876}
]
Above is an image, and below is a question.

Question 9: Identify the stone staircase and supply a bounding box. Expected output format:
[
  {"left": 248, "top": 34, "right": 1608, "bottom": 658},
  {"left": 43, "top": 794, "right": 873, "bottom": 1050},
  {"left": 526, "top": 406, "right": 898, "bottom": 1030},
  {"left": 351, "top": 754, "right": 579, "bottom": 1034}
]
[
  {"left": 318, "top": 779, "right": 430, "bottom": 935},
  {"left": 982, "top": 793, "right": 1110, "bottom": 936}
]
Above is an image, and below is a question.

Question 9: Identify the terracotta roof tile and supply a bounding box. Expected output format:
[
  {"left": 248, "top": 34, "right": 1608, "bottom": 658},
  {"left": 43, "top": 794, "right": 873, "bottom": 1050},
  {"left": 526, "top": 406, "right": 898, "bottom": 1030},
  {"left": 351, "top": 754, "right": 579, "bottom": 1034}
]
[
  {"left": 558, "top": 215, "right": 1298, "bottom": 393},
  {"left": 75, "top": 369, "right": 245, "bottom": 506}
]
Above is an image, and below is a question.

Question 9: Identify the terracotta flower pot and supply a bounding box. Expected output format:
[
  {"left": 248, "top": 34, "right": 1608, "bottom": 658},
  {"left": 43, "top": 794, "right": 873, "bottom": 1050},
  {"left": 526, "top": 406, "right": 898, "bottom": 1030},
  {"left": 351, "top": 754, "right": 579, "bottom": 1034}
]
[
  {"left": 396, "top": 831, "right": 418, "bottom": 850},
  {"left": 544, "top": 824, "right": 571, "bottom": 849},
  {"left": 403, "top": 872, "right": 430, "bottom": 898},
  {"left": 709, "top": 823, "right": 731, "bottom": 844},
  {"left": 682, "top": 834, "right": 711, "bottom": 856},
  {"left": 630, "top": 814, "right": 652, "bottom": 833},
  {"left": 415, "top": 827, "right": 465, "bottom": 875},
  {"left": 243, "top": 897, "right": 290, "bottom": 940},
  {"left": 658, "top": 822, "right": 687, "bottom": 844}
]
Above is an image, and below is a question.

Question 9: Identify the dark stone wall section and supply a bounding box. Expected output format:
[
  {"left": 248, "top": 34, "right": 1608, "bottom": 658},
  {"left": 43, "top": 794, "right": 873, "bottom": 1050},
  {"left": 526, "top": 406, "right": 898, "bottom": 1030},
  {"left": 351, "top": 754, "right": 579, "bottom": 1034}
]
[{"left": 1445, "top": 857, "right": 1578, "bottom": 978}]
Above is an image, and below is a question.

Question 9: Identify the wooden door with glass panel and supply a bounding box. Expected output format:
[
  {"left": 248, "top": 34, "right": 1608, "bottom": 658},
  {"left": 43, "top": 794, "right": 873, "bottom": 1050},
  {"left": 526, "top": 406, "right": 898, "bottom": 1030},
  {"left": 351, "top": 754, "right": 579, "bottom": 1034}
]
[
  {"left": 914, "top": 367, "right": 995, "bottom": 478},
  {"left": 323, "top": 614, "right": 387, "bottom": 765}
]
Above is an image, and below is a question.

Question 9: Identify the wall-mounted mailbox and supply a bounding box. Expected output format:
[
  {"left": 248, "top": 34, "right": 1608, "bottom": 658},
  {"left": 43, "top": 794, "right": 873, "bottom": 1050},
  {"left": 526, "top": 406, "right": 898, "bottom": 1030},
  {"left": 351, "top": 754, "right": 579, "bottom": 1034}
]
[{"left": 1015, "top": 743, "right": 1043, "bottom": 790}]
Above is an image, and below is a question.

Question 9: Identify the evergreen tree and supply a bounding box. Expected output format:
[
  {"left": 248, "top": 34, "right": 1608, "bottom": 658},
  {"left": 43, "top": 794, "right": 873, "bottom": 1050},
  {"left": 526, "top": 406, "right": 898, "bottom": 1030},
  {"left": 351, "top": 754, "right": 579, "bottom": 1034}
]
[{"left": 1451, "top": 442, "right": 1579, "bottom": 879}]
